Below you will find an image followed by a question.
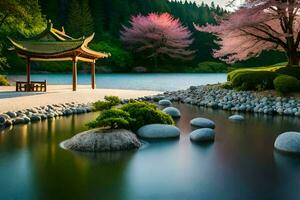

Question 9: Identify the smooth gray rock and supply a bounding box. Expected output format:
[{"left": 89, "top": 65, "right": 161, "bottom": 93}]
[
  {"left": 30, "top": 115, "right": 41, "bottom": 122},
  {"left": 158, "top": 99, "right": 172, "bottom": 106},
  {"left": 137, "top": 124, "right": 180, "bottom": 139},
  {"left": 229, "top": 115, "right": 244, "bottom": 121},
  {"left": 162, "top": 107, "right": 181, "bottom": 118},
  {"left": 190, "top": 128, "right": 215, "bottom": 142},
  {"left": 190, "top": 117, "right": 215, "bottom": 129},
  {"left": 274, "top": 132, "right": 300, "bottom": 154},
  {"left": 62, "top": 129, "right": 141, "bottom": 152},
  {"left": 14, "top": 117, "right": 25, "bottom": 125},
  {"left": 6, "top": 111, "right": 17, "bottom": 118},
  {"left": 0, "top": 114, "right": 10, "bottom": 126}
]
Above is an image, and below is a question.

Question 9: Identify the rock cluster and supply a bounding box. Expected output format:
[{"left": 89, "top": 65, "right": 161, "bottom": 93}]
[
  {"left": 0, "top": 102, "right": 93, "bottom": 129},
  {"left": 141, "top": 86, "right": 300, "bottom": 116}
]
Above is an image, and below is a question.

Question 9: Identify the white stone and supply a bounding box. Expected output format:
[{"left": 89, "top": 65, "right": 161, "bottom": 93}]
[
  {"left": 190, "top": 117, "right": 215, "bottom": 129},
  {"left": 274, "top": 132, "right": 300, "bottom": 154},
  {"left": 162, "top": 107, "right": 181, "bottom": 118},
  {"left": 137, "top": 124, "right": 180, "bottom": 139},
  {"left": 190, "top": 128, "right": 215, "bottom": 142}
]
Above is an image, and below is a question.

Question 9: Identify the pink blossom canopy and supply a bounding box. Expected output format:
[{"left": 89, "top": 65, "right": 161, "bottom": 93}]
[
  {"left": 195, "top": 0, "right": 300, "bottom": 64},
  {"left": 121, "top": 13, "right": 194, "bottom": 60}
]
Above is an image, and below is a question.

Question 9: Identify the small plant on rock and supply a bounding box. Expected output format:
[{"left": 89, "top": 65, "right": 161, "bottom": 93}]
[
  {"left": 87, "top": 100, "right": 174, "bottom": 132},
  {"left": 121, "top": 101, "right": 174, "bottom": 131},
  {"left": 87, "top": 109, "right": 134, "bottom": 129},
  {"left": 93, "top": 96, "right": 122, "bottom": 111}
]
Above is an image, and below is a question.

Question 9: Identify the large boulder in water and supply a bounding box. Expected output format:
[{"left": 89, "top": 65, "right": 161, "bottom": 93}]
[
  {"left": 137, "top": 124, "right": 180, "bottom": 139},
  {"left": 62, "top": 129, "right": 141, "bottom": 152},
  {"left": 190, "top": 117, "right": 215, "bottom": 129},
  {"left": 274, "top": 132, "right": 300, "bottom": 154},
  {"left": 190, "top": 128, "right": 215, "bottom": 142},
  {"left": 162, "top": 107, "right": 181, "bottom": 118}
]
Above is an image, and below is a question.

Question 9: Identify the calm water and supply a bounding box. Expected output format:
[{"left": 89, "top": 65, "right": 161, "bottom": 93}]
[
  {"left": 1, "top": 103, "right": 300, "bottom": 200},
  {"left": 7, "top": 73, "right": 227, "bottom": 91}
]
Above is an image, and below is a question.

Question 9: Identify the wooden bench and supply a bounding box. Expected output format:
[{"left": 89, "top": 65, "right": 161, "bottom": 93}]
[{"left": 16, "top": 81, "right": 47, "bottom": 92}]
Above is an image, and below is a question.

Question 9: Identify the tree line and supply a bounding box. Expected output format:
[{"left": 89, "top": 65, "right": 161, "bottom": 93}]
[{"left": 0, "top": 0, "right": 286, "bottom": 72}]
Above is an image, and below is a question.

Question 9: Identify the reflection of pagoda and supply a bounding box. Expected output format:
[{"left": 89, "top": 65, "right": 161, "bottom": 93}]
[{"left": 8, "top": 20, "right": 110, "bottom": 91}]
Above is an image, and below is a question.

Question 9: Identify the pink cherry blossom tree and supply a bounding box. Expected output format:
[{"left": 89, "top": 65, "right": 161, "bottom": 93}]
[
  {"left": 121, "top": 13, "right": 194, "bottom": 68},
  {"left": 195, "top": 0, "right": 300, "bottom": 66}
]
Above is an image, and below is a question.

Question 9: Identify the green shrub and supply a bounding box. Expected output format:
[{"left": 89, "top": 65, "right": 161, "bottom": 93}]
[
  {"left": 220, "top": 82, "right": 233, "bottom": 89},
  {"left": 87, "top": 109, "right": 134, "bottom": 129},
  {"left": 90, "top": 41, "right": 133, "bottom": 68},
  {"left": 121, "top": 101, "right": 174, "bottom": 131},
  {"left": 186, "top": 61, "right": 228, "bottom": 73},
  {"left": 87, "top": 101, "right": 174, "bottom": 131},
  {"left": 274, "top": 75, "right": 300, "bottom": 94},
  {"left": 0, "top": 75, "right": 10, "bottom": 86},
  {"left": 93, "top": 96, "right": 122, "bottom": 111},
  {"left": 275, "top": 67, "right": 300, "bottom": 80},
  {"left": 231, "top": 71, "right": 277, "bottom": 91}
]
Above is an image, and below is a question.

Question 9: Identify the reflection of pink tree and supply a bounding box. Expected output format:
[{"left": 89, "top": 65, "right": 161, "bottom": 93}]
[
  {"left": 195, "top": 0, "right": 300, "bottom": 66},
  {"left": 121, "top": 13, "right": 194, "bottom": 68}
]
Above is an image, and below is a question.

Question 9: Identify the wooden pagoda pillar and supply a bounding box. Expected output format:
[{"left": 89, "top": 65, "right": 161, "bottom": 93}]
[
  {"left": 26, "top": 57, "right": 31, "bottom": 91},
  {"left": 72, "top": 57, "right": 77, "bottom": 91},
  {"left": 91, "top": 60, "right": 96, "bottom": 89}
]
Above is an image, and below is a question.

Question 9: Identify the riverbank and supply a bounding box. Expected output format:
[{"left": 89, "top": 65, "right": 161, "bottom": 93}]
[
  {"left": 0, "top": 85, "right": 159, "bottom": 113},
  {"left": 143, "top": 85, "right": 300, "bottom": 116}
]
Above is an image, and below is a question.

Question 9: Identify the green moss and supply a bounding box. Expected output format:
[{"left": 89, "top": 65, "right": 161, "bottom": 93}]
[{"left": 274, "top": 75, "right": 300, "bottom": 95}]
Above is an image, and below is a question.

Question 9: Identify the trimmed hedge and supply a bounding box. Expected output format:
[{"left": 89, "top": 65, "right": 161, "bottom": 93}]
[
  {"left": 275, "top": 67, "right": 300, "bottom": 80},
  {"left": 231, "top": 71, "right": 278, "bottom": 91},
  {"left": 274, "top": 75, "right": 300, "bottom": 94}
]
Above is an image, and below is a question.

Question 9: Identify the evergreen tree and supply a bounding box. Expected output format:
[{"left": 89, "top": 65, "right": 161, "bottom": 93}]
[
  {"left": 66, "top": 0, "right": 94, "bottom": 38},
  {"left": 81, "top": 0, "right": 94, "bottom": 36},
  {"left": 66, "top": 0, "right": 82, "bottom": 38}
]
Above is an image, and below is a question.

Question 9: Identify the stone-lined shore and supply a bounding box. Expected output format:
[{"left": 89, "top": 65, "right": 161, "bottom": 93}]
[
  {"left": 0, "top": 102, "right": 93, "bottom": 129},
  {"left": 2, "top": 85, "right": 300, "bottom": 130},
  {"left": 139, "top": 85, "right": 300, "bottom": 116}
]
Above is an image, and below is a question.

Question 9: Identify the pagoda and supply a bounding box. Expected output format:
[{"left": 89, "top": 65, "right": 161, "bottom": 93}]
[{"left": 8, "top": 20, "right": 110, "bottom": 91}]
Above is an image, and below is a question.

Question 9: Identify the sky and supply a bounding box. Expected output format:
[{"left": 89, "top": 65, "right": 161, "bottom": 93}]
[{"left": 183, "top": 0, "right": 243, "bottom": 9}]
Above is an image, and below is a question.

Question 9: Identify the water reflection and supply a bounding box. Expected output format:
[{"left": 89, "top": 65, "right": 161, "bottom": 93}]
[{"left": 0, "top": 103, "right": 300, "bottom": 199}]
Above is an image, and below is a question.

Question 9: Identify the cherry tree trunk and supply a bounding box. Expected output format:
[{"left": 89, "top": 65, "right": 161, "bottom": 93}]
[{"left": 287, "top": 49, "right": 299, "bottom": 66}]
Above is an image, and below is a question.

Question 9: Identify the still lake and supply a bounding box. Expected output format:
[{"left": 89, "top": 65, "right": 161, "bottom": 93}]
[
  {"left": 7, "top": 73, "right": 227, "bottom": 91},
  {"left": 0, "top": 103, "right": 300, "bottom": 200}
]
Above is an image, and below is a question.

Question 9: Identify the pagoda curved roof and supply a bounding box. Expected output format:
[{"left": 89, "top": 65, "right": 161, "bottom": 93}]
[{"left": 8, "top": 21, "right": 110, "bottom": 62}]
